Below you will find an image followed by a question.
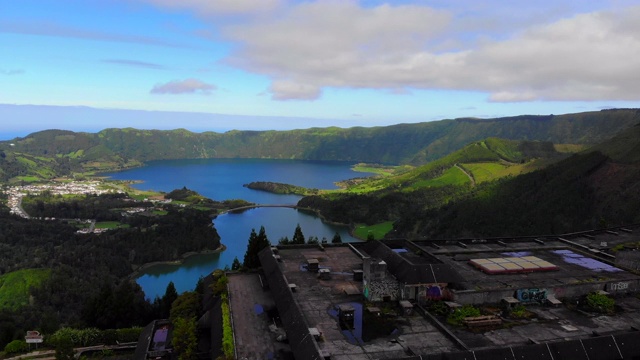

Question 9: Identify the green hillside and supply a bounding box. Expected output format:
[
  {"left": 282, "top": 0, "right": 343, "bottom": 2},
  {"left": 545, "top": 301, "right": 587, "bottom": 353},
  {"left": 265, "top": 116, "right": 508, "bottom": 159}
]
[
  {"left": 298, "top": 123, "right": 640, "bottom": 238},
  {"left": 341, "top": 138, "right": 559, "bottom": 194},
  {"left": 394, "top": 125, "right": 640, "bottom": 238},
  {"left": 297, "top": 137, "right": 563, "bottom": 230},
  {"left": 0, "top": 109, "right": 637, "bottom": 183},
  {"left": 0, "top": 268, "right": 50, "bottom": 311}
]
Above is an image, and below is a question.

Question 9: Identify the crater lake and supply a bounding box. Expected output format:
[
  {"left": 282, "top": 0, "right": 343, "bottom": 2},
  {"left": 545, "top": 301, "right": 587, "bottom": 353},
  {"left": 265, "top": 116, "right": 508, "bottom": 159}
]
[{"left": 103, "top": 158, "right": 374, "bottom": 299}]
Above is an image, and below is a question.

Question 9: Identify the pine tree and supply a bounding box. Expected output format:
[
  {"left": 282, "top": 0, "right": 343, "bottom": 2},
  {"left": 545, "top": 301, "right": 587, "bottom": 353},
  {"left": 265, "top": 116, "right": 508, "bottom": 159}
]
[
  {"left": 292, "top": 224, "right": 305, "bottom": 244},
  {"left": 243, "top": 226, "right": 270, "bottom": 269},
  {"left": 161, "top": 281, "right": 178, "bottom": 318},
  {"left": 231, "top": 257, "right": 241, "bottom": 270}
]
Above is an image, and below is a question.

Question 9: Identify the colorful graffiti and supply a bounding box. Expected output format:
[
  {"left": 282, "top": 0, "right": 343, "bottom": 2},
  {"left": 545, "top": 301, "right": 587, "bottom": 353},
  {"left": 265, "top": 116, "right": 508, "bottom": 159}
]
[{"left": 516, "top": 288, "right": 547, "bottom": 303}]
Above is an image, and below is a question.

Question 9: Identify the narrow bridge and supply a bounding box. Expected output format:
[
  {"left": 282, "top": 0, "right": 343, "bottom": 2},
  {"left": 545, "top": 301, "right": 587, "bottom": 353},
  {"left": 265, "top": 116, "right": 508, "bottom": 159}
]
[{"left": 222, "top": 204, "right": 299, "bottom": 213}]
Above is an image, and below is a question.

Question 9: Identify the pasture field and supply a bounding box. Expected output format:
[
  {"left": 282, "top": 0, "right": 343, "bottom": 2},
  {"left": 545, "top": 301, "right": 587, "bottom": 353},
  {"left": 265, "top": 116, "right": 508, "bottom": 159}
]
[
  {"left": 0, "top": 268, "right": 51, "bottom": 311},
  {"left": 407, "top": 166, "right": 470, "bottom": 190},
  {"left": 353, "top": 221, "right": 394, "bottom": 240},
  {"left": 95, "top": 221, "right": 130, "bottom": 229}
]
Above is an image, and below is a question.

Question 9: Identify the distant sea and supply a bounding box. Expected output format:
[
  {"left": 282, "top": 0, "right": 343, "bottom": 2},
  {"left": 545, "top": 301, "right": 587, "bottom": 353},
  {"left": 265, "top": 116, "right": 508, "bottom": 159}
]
[{"left": 0, "top": 131, "right": 31, "bottom": 141}]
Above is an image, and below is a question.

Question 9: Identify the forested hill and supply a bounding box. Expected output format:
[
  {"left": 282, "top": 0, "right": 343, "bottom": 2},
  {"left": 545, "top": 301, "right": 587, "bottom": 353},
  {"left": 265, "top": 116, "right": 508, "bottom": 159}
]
[
  {"left": 0, "top": 109, "right": 638, "bottom": 182},
  {"left": 397, "top": 123, "right": 640, "bottom": 238},
  {"left": 295, "top": 123, "right": 640, "bottom": 239}
]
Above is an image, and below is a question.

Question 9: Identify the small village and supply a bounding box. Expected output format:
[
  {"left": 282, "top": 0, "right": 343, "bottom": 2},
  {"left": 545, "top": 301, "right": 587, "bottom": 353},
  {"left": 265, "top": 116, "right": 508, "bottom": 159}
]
[{"left": 4, "top": 180, "right": 117, "bottom": 219}]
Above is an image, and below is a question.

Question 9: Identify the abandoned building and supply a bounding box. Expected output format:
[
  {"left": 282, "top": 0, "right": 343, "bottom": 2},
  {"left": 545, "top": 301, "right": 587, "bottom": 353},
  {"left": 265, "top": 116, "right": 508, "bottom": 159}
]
[
  {"left": 245, "top": 225, "right": 640, "bottom": 359},
  {"left": 358, "top": 240, "right": 463, "bottom": 303},
  {"left": 137, "top": 225, "right": 640, "bottom": 359}
]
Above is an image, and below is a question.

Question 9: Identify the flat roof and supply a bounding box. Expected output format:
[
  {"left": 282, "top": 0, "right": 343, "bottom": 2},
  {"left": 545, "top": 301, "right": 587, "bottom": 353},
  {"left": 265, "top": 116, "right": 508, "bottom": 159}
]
[
  {"left": 469, "top": 256, "right": 559, "bottom": 274},
  {"left": 272, "top": 245, "right": 459, "bottom": 358},
  {"left": 425, "top": 245, "right": 640, "bottom": 292},
  {"left": 248, "top": 240, "right": 640, "bottom": 359}
]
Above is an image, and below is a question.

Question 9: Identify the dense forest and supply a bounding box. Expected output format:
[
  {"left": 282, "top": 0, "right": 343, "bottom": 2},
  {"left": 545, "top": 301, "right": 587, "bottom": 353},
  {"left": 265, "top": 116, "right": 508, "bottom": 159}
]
[{"left": 0, "top": 193, "right": 220, "bottom": 348}]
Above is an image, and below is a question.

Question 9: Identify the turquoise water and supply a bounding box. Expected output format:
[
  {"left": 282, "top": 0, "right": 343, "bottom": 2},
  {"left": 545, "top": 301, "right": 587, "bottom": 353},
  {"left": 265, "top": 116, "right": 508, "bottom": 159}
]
[{"left": 103, "top": 158, "right": 372, "bottom": 299}]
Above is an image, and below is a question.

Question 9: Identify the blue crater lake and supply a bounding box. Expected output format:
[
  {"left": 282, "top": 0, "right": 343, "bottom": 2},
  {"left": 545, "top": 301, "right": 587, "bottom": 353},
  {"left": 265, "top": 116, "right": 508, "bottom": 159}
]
[{"left": 103, "top": 158, "right": 373, "bottom": 299}]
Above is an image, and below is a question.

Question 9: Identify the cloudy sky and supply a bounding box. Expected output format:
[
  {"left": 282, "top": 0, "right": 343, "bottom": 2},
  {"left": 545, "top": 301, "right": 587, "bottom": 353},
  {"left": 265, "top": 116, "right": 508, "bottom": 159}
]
[{"left": 1, "top": 0, "right": 640, "bottom": 137}]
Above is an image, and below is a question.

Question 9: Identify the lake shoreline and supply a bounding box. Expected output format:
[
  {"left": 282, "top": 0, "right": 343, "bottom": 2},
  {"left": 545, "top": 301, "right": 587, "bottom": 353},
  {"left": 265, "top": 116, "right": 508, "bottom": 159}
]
[
  {"left": 104, "top": 158, "right": 370, "bottom": 297},
  {"left": 129, "top": 243, "right": 227, "bottom": 280}
]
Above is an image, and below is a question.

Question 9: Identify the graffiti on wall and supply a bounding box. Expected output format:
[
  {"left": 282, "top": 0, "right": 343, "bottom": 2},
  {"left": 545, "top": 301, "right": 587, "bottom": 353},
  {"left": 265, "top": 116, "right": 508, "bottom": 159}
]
[
  {"left": 516, "top": 288, "right": 547, "bottom": 303},
  {"left": 364, "top": 279, "right": 400, "bottom": 302},
  {"left": 607, "top": 282, "right": 630, "bottom": 292}
]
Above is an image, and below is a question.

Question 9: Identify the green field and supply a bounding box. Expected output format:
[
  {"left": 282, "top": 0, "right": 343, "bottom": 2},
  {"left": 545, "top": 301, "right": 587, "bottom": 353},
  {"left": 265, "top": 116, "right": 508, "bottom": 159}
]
[
  {"left": 95, "top": 221, "right": 130, "bottom": 229},
  {"left": 352, "top": 163, "right": 408, "bottom": 177},
  {"left": 554, "top": 144, "right": 587, "bottom": 153},
  {"left": 10, "top": 176, "right": 41, "bottom": 183},
  {"left": 0, "top": 269, "right": 51, "bottom": 311},
  {"left": 462, "top": 162, "right": 509, "bottom": 183},
  {"left": 353, "top": 221, "right": 394, "bottom": 240},
  {"left": 463, "top": 161, "right": 545, "bottom": 183},
  {"left": 408, "top": 166, "right": 470, "bottom": 189}
]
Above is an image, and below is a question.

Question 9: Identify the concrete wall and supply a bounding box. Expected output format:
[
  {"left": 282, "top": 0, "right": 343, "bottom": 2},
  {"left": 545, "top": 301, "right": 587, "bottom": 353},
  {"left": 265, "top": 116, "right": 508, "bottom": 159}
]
[{"left": 451, "top": 279, "right": 640, "bottom": 305}]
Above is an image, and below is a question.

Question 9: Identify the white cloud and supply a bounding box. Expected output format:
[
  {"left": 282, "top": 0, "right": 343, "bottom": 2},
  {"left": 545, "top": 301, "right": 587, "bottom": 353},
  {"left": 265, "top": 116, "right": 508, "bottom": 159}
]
[
  {"left": 224, "top": 2, "right": 640, "bottom": 102},
  {"left": 150, "top": 78, "right": 216, "bottom": 95},
  {"left": 142, "top": 1, "right": 640, "bottom": 102},
  {"left": 269, "top": 80, "right": 320, "bottom": 101},
  {"left": 103, "top": 59, "right": 165, "bottom": 69},
  {"left": 225, "top": 1, "right": 451, "bottom": 99},
  {"left": 139, "top": 0, "right": 283, "bottom": 16}
]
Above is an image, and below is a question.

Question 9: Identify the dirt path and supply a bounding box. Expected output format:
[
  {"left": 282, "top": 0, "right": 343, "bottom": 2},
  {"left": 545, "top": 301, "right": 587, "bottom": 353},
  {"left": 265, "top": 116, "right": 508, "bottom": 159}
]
[{"left": 455, "top": 164, "right": 475, "bottom": 187}]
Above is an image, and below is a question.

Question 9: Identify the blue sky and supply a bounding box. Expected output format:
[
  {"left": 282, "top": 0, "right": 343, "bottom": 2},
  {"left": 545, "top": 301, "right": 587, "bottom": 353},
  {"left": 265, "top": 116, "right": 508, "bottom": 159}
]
[{"left": 1, "top": 0, "right": 639, "bottom": 137}]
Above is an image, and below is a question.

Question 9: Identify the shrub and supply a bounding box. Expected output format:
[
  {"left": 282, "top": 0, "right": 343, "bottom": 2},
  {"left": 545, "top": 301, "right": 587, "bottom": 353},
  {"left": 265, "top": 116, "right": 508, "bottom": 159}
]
[
  {"left": 50, "top": 328, "right": 100, "bottom": 347},
  {"left": 4, "top": 339, "right": 28, "bottom": 354},
  {"left": 116, "top": 327, "right": 143, "bottom": 343},
  {"left": 221, "top": 294, "right": 234, "bottom": 360},
  {"left": 510, "top": 305, "right": 528, "bottom": 318},
  {"left": 428, "top": 301, "right": 449, "bottom": 316},
  {"left": 586, "top": 292, "right": 615, "bottom": 314},
  {"left": 101, "top": 329, "right": 118, "bottom": 345},
  {"left": 446, "top": 305, "right": 481, "bottom": 326}
]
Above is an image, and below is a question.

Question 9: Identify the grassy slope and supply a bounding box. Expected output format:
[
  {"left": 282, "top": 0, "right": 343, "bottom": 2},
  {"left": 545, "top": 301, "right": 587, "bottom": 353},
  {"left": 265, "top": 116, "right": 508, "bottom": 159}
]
[
  {"left": 0, "top": 268, "right": 51, "bottom": 311},
  {"left": 407, "top": 125, "right": 640, "bottom": 238},
  {"left": 299, "top": 137, "right": 565, "bottom": 239},
  {"left": 341, "top": 138, "right": 560, "bottom": 194}
]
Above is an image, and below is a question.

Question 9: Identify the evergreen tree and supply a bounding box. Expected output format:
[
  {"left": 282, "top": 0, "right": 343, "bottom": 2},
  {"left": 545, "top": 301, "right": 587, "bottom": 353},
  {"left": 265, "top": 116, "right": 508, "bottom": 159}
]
[
  {"left": 243, "top": 226, "right": 270, "bottom": 269},
  {"left": 231, "top": 257, "right": 242, "bottom": 271},
  {"left": 292, "top": 224, "right": 305, "bottom": 244},
  {"left": 169, "top": 292, "right": 200, "bottom": 323},
  {"left": 332, "top": 232, "right": 342, "bottom": 244},
  {"left": 172, "top": 317, "right": 197, "bottom": 360},
  {"left": 194, "top": 277, "right": 205, "bottom": 297},
  {"left": 161, "top": 281, "right": 178, "bottom": 319},
  {"left": 278, "top": 236, "right": 290, "bottom": 245}
]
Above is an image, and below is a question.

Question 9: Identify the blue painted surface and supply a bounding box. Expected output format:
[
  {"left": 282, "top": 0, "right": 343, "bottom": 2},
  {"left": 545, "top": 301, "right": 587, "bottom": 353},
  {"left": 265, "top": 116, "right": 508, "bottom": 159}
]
[
  {"left": 328, "top": 302, "right": 364, "bottom": 345},
  {"left": 254, "top": 304, "right": 264, "bottom": 315},
  {"left": 552, "top": 249, "right": 622, "bottom": 272},
  {"left": 501, "top": 251, "right": 532, "bottom": 257}
]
